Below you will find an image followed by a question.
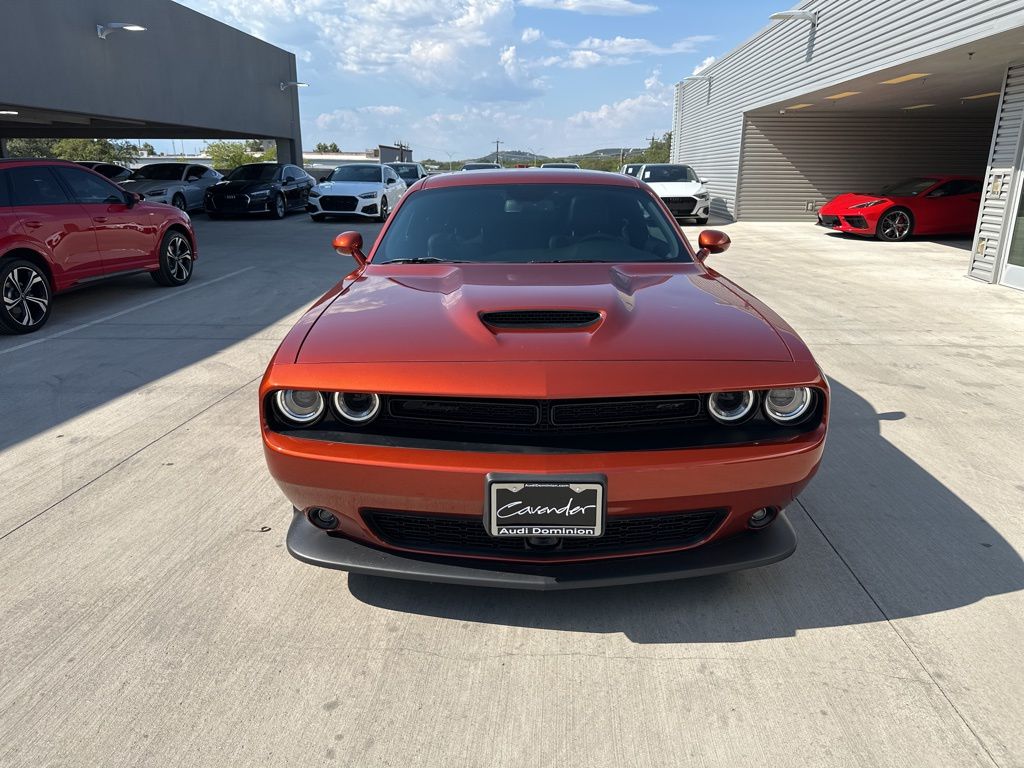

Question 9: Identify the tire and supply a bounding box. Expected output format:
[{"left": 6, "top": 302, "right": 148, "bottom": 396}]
[
  {"left": 206, "top": 210, "right": 221, "bottom": 220},
  {"left": 270, "top": 193, "right": 287, "bottom": 220},
  {"left": 171, "top": 193, "right": 187, "bottom": 211},
  {"left": 0, "top": 258, "right": 52, "bottom": 334},
  {"left": 876, "top": 208, "right": 913, "bottom": 242},
  {"left": 311, "top": 213, "right": 327, "bottom": 222},
  {"left": 377, "top": 196, "right": 389, "bottom": 223},
  {"left": 694, "top": 217, "right": 709, "bottom": 226},
  {"left": 150, "top": 230, "right": 194, "bottom": 287}
]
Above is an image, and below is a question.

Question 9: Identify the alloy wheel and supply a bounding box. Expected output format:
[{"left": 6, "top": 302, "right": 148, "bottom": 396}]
[
  {"left": 2, "top": 266, "right": 49, "bottom": 328},
  {"left": 172, "top": 194, "right": 187, "bottom": 211},
  {"left": 166, "top": 235, "right": 193, "bottom": 282},
  {"left": 881, "top": 210, "right": 911, "bottom": 240},
  {"left": 276, "top": 195, "right": 286, "bottom": 217}
]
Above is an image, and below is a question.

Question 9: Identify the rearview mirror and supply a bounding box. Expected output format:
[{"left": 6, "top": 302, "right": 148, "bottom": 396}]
[
  {"left": 696, "top": 229, "right": 731, "bottom": 261},
  {"left": 333, "top": 230, "right": 367, "bottom": 266}
]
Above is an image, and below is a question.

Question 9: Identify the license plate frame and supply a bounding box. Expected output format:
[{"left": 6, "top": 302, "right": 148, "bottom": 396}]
[{"left": 484, "top": 473, "right": 606, "bottom": 538}]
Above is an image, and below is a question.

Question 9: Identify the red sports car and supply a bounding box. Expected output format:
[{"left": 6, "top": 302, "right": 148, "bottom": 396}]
[
  {"left": 261, "top": 170, "right": 828, "bottom": 590},
  {"left": 817, "top": 175, "right": 982, "bottom": 241},
  {"left": 1, "top": 158, "right": 197, "bottom": 334}
]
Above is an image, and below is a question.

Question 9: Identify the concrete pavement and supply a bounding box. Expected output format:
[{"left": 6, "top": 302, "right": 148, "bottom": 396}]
[{"left": 0, "top": 214, "right": 1021, "bottom": 767}]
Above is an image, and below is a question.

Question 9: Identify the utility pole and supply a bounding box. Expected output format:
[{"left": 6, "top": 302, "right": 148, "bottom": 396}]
[{"left": 494, "top": 138, "right": 503, "bottom": 165}]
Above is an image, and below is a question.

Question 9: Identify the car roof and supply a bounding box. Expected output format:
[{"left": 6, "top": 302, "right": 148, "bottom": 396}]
[
  {"left": 420, "top": 168, "right": 644, "bottom": 190},
  {"left": 0, "top": 157, "right": 81, "bottom": 166}
]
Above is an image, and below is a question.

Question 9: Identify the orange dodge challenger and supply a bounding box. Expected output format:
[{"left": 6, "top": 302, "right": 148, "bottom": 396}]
[{"left": 260, "top": 170, "right": 828, "bottom": 590}]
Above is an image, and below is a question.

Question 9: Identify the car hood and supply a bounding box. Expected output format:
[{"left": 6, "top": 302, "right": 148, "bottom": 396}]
[
  {"left": 209, "top": 180, "right": 275, "bottom": 194},
  {"left": 820, "top": 192, "right": 896, "bottom": 212},
  {"left": 297, "top": 263, "right": 793, "bottom": 363},
  {"left": 121, "top": 178, "right": 183, "bottom": 193},
  {"left": 314, "top": 180, "right": 383, "bottom": 195},
  {"left": 646, "top": 181, "right": 705, "bottom": 197}
]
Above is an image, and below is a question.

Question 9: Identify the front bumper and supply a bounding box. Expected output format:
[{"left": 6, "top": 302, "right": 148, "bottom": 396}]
[
  {"left": 205, "top": 194, "right": 272, "bottom": 214},
  {"left": 307, "top": 194, "right": 380, "bottom": 217},
  {"left": 660, "top": 195, "right": 710, "bottom": 220},
  {"left": 287, "top": 507, "right": 797, "bottom": 590},
  {"left": 817, "top": 211, "right": 873, "bottom": 234}
]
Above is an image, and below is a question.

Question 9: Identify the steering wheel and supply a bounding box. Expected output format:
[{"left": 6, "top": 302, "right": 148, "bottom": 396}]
[{"left": 576, "top": 232, "right": 619, "bottom": 244}]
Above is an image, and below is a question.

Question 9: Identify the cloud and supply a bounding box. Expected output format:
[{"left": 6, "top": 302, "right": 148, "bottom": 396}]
[
  {"left": 521, "top": 27, "right": 542, "bottom": 43},
  {"left": 567, "top": 69, "right": 671, "bottom": 136},
  {"left": 577, "top": 35, "right": 713, "bottom": 56},
  {"left": 692, "top": 55, "right": 716, "bottom": 75},
  {"left": 518, "top": 0, "right": 656, "bottom": 15},
  {"left": 316, "top": 105, "right": 405, "bottom": 132},
  {"left": 564, "top": 50, "right": 605, "bottom": 69}
]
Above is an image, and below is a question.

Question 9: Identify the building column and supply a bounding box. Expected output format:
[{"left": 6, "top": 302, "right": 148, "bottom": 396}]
[
  {"left": 0, "top": 138, "right": 8, "bottom": 158},
  {"left": 276, "top": 137, "right": 301, "bottom": 165}
]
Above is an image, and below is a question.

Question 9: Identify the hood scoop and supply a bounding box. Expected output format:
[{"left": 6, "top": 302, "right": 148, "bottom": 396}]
[{"left": 480, "top": 310, "right": 602, "bottom": 331}]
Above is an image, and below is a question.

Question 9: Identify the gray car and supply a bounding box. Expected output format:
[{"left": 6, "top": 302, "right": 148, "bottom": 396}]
[{"left": 120, "top": 162, "right": 222, "bottom": 211}]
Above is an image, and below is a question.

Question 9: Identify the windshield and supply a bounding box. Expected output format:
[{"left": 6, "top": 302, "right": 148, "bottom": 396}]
[
  {"left": 462, "top": 163, "right": 500, "bottom": 170},
  {"left": 226, "top": 164, "right": 280, "bottom": 181},
  {"left": 641, "top": 165, "right": 696, "bottom": 183},
  {"left": 389, "top": 164, "right": 420, "bottom": 182},
  {"left": 375, "top": 183, "right": 689, "bottom": 265},
  {"left": 542, "top": 163, "right": 579, "bottom": 169},
  {"left": 623, "top": 165, "right": 641, "bottom": 176},
  {"left": 879, "top": 177, "right": 939, "bottom": 196},
  {"left": 129, "top": 164, "right": 187, "bottom": 181},
  {"left": 328, "top": 165, "right": 382, "bottom": 183}
]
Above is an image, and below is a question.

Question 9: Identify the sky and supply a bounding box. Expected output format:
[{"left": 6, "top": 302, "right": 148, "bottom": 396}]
[{"left": 168, "top": 0, "right": 781, "bottom": 160}]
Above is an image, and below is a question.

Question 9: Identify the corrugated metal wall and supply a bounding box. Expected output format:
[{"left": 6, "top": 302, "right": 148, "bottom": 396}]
[
  {"left": 671, "top": 0, "right": 1024, "bottom": 219},
  {"left": 736, "top": 114, "right": 994, "bottom": 220},
  {"left": 969, "top": 65, "right": 1024, "bottom": 281}
]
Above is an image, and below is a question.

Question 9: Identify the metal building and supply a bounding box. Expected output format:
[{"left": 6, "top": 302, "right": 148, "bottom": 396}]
[
  {"left": 0, "top": 0, "right": 303, "bottom": 164},
  {"left": 671, "top": 0, "right": 1024, "bottom": 291}
]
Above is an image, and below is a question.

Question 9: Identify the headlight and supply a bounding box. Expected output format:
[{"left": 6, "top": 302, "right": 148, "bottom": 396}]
[
  {"left": 696, "top": 191, "right": 709, "bottom": 200},
  {"left": 332, "top": 392, "right": 381, "bottom": 424},
  {"left": 147, "top": 188, "right": 167, "bottom": 196},
  {"left": 707, "top": 391, "right": 756, "bottom": 423},
  {"left": 850, "top": 199, "right": 884, "bottom": 209},
  {"left": 309, "top": 189, "right": 321, "bottom": 198},
  {"left": 250, "top": 189, "right": 270, "bottom": 198},
  {"left": 764, "top": 388, "right": 814, "bottom": 424},
  {"left": 273, "top": 390, "right": 325, "bottom": 425},
  {"left": 358, "top": 191, "right": 378, "bottom": 200}
]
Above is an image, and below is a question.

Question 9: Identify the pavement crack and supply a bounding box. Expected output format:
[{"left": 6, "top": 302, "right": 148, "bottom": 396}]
[
  {"left": 794, "top": 497, "right": 1002, "bottom": 768},
  {"left": 0, "top": 375, "right": 262, "bottom": 544}
]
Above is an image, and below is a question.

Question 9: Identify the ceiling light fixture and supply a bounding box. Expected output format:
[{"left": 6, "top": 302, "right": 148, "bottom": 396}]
[
  {"left": 902, "top": 104, "right": 935, "bottom": 110},
  {"left": 962, "top": 91, "right": 1001, "bottom": 100},
  {"left": 881, "top": 73, "right": 930, "bottom": 85},
  {"left": 0, "top": 110, "right": 19, "bottom": 116},
  {"left": 825, "top": 91, "right": 860, "bottom": 100},
  {"left": 786, "top": 103, "right": 813, "bottom": 110},
  {"left": 96, "top": 22, "right": 146, "bottom": 39}
]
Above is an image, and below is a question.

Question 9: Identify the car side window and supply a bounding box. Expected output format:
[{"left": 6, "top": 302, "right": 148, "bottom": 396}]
[
  {"left": 286, "top": 166, "right": 302, "bottom": 181},
  {"left": 186, "top": 165, "right": 204, "bottom": 181},
  {"left": 54, "top": 166, "right": 124, "bottom": 205},
  {"left": 927, "top": 181, "right": 971, "bottom": 198},
  {"left": 8, "top": 166, "right": 73, "bottom": 206},
  {"left": 0, "top": 171, "right": 10, "bottom": 207}
]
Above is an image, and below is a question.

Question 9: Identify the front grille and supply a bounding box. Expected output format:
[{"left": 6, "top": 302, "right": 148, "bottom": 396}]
[
  {"left": 362, "top": 508, "right": 726, "bottom": 558},
  {"left": 818, "top": 214, "right": 840, "bottom": 227},
  {"left": 843, "top": 215, "right": 868, "bottom": 229},
  {"left": 481, "top": 310, "right": 600, "bottom": 329},
  {"left": 383, "top": 395, "right": 702, "bottom": 433},
  {"left": 663, "top": 196, "right": 696, "bottom": 214},
  {"left": 320, "top": 195, "right": 358, "bottom": 212},
  {"left": 209, "top": 195, "right": 251, "bottom": 212}
]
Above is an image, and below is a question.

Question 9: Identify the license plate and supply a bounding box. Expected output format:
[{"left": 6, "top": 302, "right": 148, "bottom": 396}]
[
  {"left": 485, "top": 474, "right": 606, "bottom": 538},
  {"left": 226, "top": 195, "right": 237, "bottom": 199}
]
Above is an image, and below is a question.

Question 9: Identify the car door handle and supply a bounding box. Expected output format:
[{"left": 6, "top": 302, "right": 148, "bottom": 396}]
[
  {"left": 93, "top": 217, "right": 109, "bottom": 223},
  {"left": 23, "top": 220, "right": 42, "bottom": 229}
]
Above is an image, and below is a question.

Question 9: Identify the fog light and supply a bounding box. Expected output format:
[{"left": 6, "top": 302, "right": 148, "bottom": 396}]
[
  {"left": 748, "top": 507, "right": 776, "bottom": 529},
  {"left": 309, "top": 508, "right": 339, "bottom": 530}
]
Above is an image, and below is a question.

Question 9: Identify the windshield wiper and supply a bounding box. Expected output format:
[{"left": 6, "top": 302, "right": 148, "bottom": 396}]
[{"left": 378, "top": 257, "right": 467, "bottom": 264}]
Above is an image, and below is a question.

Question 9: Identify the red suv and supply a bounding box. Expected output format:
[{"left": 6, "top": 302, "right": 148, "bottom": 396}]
[{"left": 0, "top": 159, "right": 197, "bottom": 334}]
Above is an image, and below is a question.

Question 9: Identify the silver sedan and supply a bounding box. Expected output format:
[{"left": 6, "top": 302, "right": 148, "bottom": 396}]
[{"left": 120, "top": 162, "right": 223, "bottom": 211}]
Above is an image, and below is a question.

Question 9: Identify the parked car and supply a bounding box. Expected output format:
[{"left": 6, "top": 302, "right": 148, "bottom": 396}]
[
  {"left": 817, "top": 176, "right": 983, "bottom": 241},
  {"left": 461, "top": 162, "right": 502, "bottom": 171},
  {"left": 0, "top": 159, "right": 197, "bottom": 334},
  {"left": 541, "top": 162, "right": 581, "bottom": 169},
  {"left": 119, "top": 162, "right": 222, "bottom": 212},
  {"left": 261, "top": 169, "right": 828, "bottom": 589},
  {"left": 637, "top": 163, "right": 710, "bottom": 225},
  {"left": 74, "top": 161, "right": 132, "bottom": 182},
  {"left": 306, "top": 163, "right": 406, "bottom": 222},
  {"left": 387, "top": 162, "right": 429, "bottom": 186},
  {"left": 620, "top": 164, "right": 642, "bottom": 177},
  {"left": 204, "top": 163, "right": 314, "bottom": 219}
]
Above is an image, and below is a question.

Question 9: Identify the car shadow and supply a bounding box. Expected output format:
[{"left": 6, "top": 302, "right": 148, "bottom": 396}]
[
  {"left": 347, "top": 378, "right": 1023, "bottom": 643},
  {"left": 822, "top": 231, "right": 973, "bottom": 250}
]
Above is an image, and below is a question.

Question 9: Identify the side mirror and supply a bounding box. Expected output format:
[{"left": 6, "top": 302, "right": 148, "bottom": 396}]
[
  {"left": 124, "top": 191, "right": 140, "bottom": 208},
  {"left": 333, "top": 230, "right": 366, "bottom": 266},
  {"left": 285, "top": 175, "right": 295, "bottom": 183},
  {"left": 700, "top": 177, "right": 710, "bottom": 184},
  {"left": 386, "top": 177, "right": 396, "bottom": 185},
  {"left": 319, "top": 176, "right": 327, "bottom": 183},
  {"left": 696, "top": 229, "right": 731, "bottom": 261}
]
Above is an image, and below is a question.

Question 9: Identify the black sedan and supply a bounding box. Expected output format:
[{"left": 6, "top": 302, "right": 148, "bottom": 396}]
[{"left": 204, "top": 163, "right": 314, "bottom": 219}]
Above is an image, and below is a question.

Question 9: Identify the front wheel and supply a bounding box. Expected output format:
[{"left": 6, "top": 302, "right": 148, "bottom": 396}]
[
  {"left": 311, "top": 213, "right": 327, "bottom": 223},
  {"left": 151, "top": 230, "right": 194, "bottom": 287},
  {"left": 876, "top": 208, "right": 913, "bottom": 242},
  {"left": 171, "top": 193, "right": 187, "bottom": 211},
  {"left": 694, "top": 216, "right": 709, "bottom": 226},
  {"left": 376, "top": 197, "right": 389, "bottom": 222},
  {"left": 270, "top": 193, "right": 287, "bottom": 220},
  {"left": 0, "top": 259, "right": 52, "bottom": 334}
]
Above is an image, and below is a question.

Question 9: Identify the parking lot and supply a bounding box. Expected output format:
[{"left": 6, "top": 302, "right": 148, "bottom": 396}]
[{"left": 1, "top": 214, "right": 1021, "bottom": 767}]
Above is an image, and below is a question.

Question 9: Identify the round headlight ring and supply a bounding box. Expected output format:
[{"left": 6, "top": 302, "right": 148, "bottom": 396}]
[
  {"left": 332, "top": 392, "right": 381, "bottom": 424},
  {"left": 764, "top": 387, "right": 814, "bottom": 424},
  {"left": 707, "top": 390, "right": 756, "bottom": 423},
  {"left": 274, "top": 389, "right": 325, "bottom": 426}
]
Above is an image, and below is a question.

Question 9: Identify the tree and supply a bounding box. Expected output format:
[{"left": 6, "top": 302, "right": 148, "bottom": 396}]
[
  {"left": 49, "top": 138, "right": 138, "bottom": 164},
  {"left": 140, "top": 142, "right": 156, "bottom": 157},
  {"left": 315, "top": 141, "right": 340, "bottom": 153},
  {"left": 4, "top": 138, "right": 58, "bottom": 158},
  {"left": 638, "top": 132, "right": 671, "bottom": 165},
  {"left": 206, "top": 140, "right": 275, "bottom": 169}
]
